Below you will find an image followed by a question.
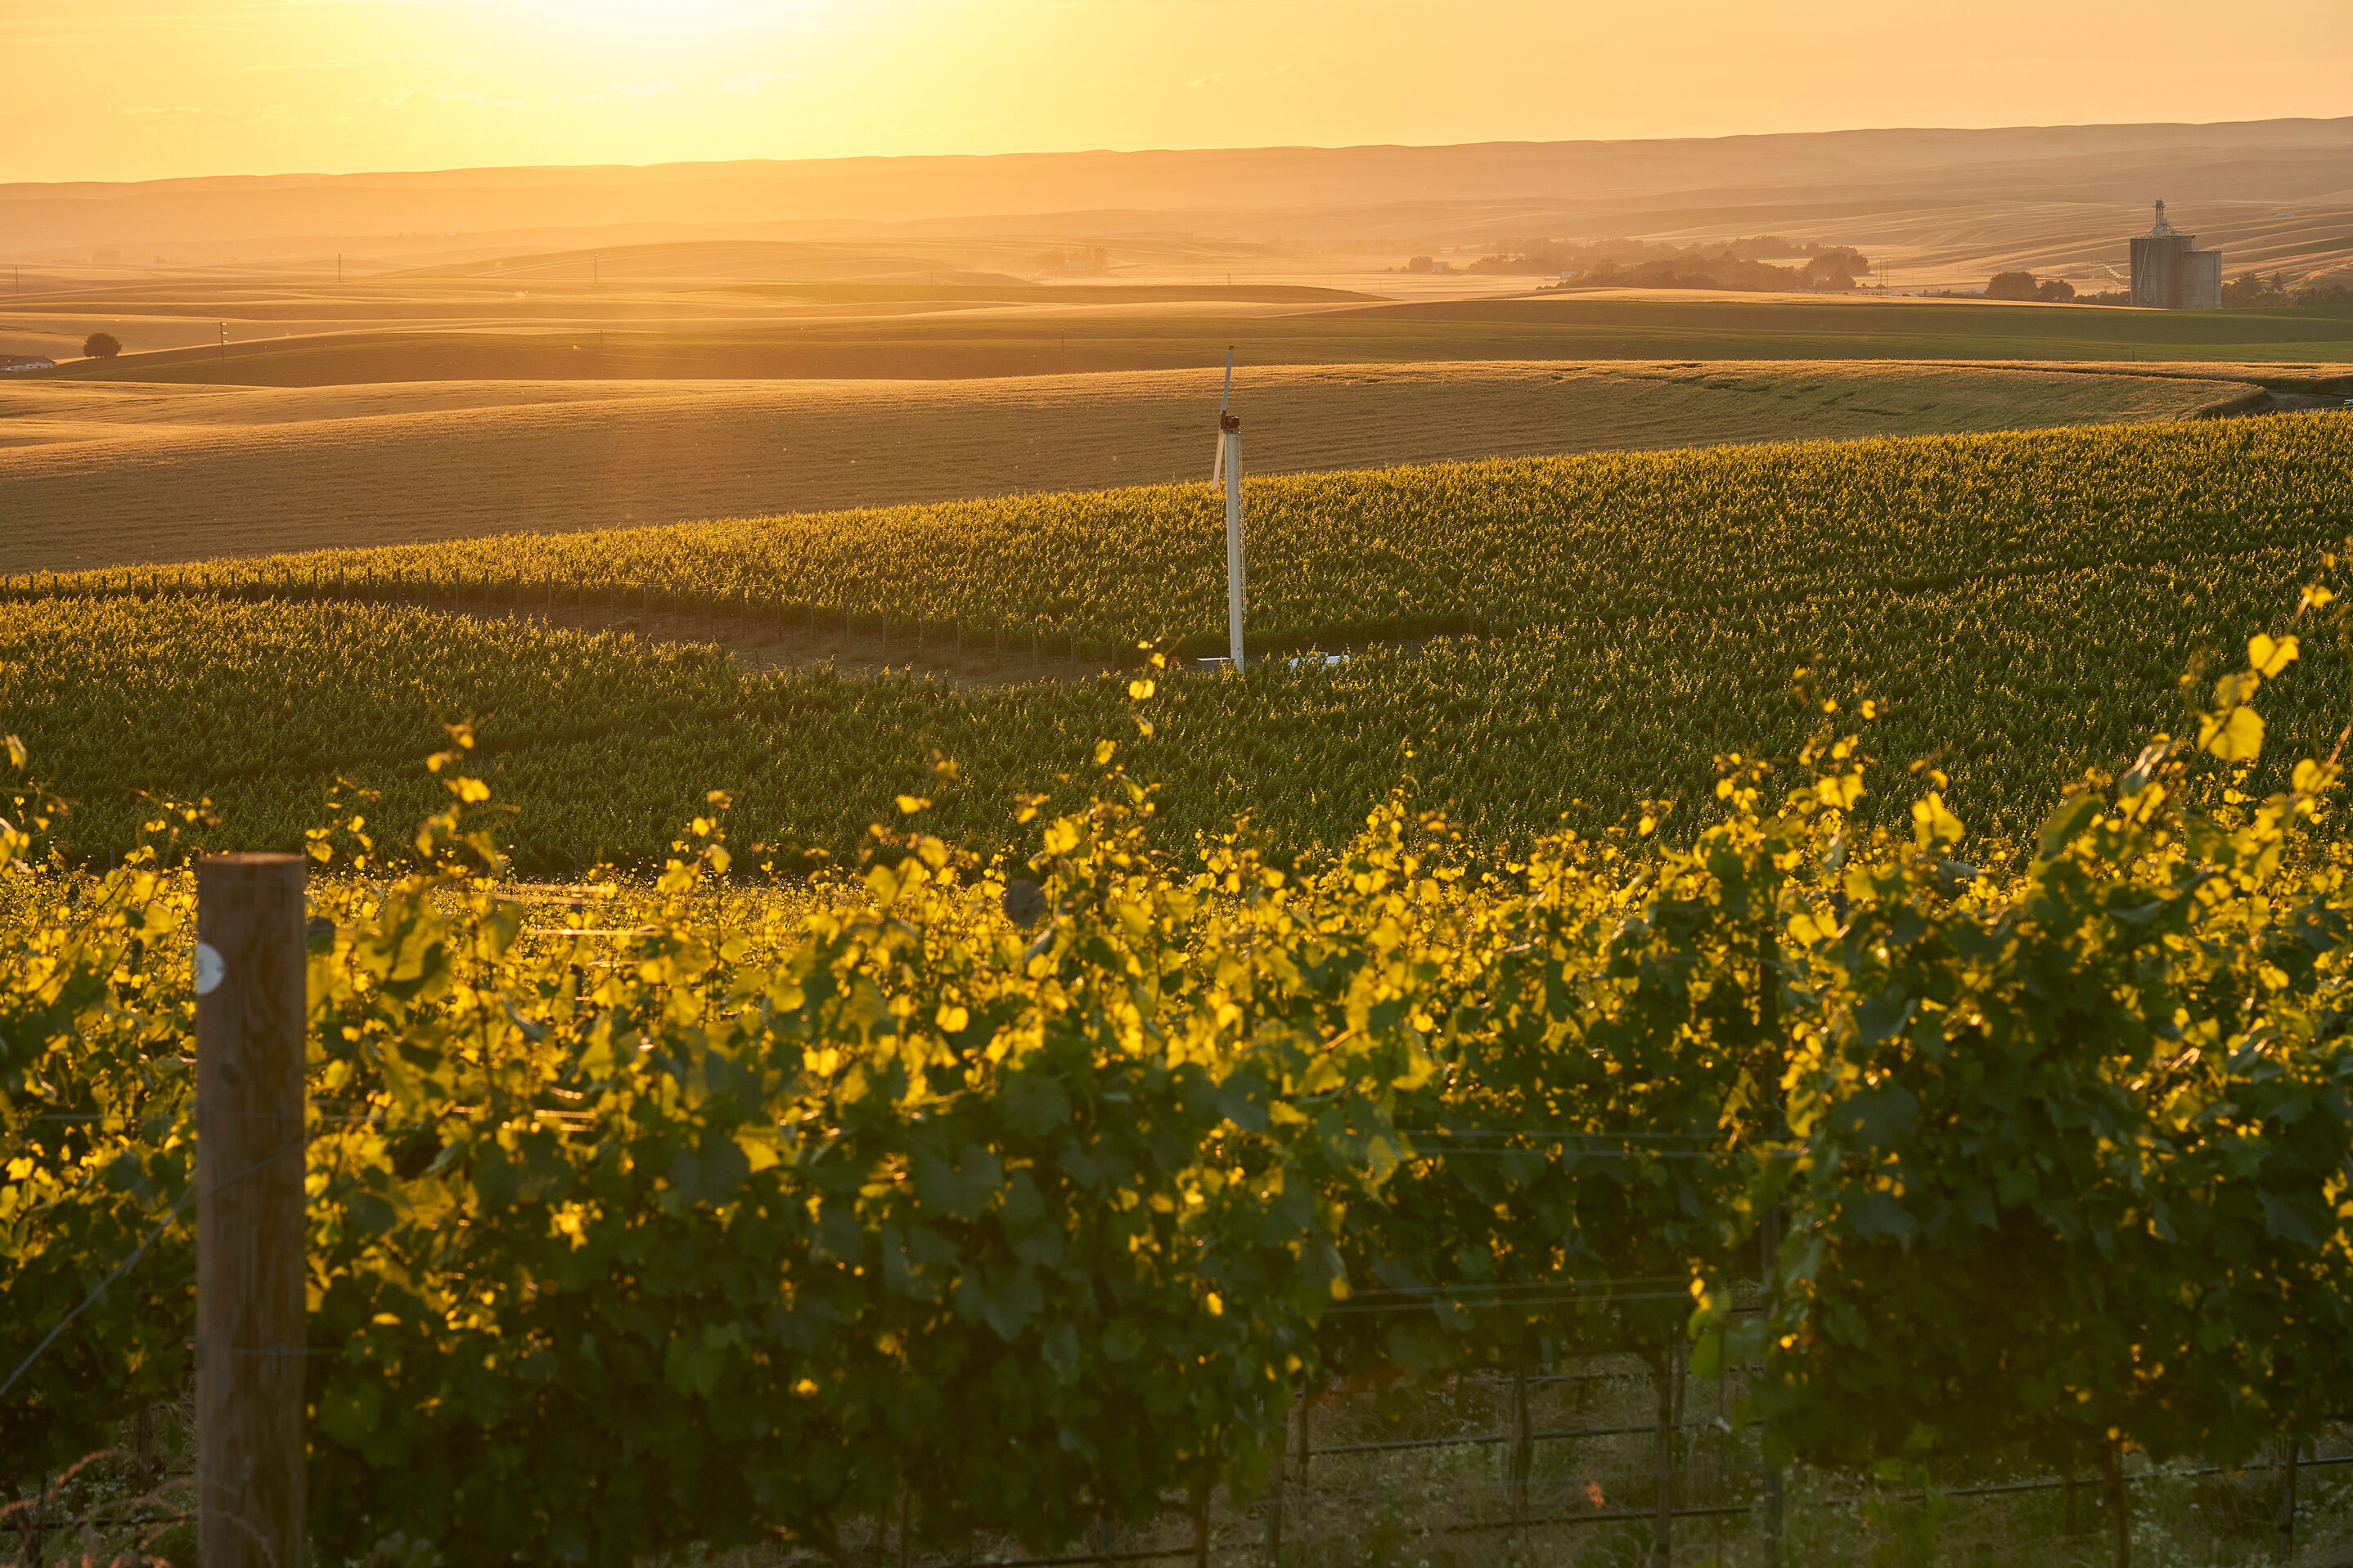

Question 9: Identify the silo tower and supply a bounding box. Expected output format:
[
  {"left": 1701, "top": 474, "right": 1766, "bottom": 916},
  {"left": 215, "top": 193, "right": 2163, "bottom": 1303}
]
[{"left": 2130, "top": 200, "right": 2223, "bottom": 308}]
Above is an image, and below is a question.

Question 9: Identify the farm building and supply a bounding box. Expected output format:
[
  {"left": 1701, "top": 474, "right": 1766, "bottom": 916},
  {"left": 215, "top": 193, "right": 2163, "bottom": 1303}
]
[
  {"left": 2129, "top": 200, "right": 2222, "bottom": 308},
  {"left": 0, "top": 354, "right": 57, "bottom": 375}
]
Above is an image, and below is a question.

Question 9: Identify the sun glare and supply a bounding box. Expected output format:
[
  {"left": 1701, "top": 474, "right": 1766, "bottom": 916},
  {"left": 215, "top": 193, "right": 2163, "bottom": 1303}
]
[{"left": 548, "top": 0, "right": 826, "bottom": 32}]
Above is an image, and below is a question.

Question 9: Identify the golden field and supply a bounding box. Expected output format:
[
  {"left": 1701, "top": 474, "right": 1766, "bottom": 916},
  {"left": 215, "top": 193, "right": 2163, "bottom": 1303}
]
[{"left": 0, "top": 359, "right": 2255, "bottom": 573}]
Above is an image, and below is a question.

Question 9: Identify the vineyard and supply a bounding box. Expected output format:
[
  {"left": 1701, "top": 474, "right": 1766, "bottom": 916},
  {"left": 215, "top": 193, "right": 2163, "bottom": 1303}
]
[
  {"left": 10, "top": 613, "right": 2353, "bottom": 1567},
  {"left": 12, "top": 415, "right": 2352, "bottom": 656},
  {"left": 7, "top": 413, "right": 2353, "bottom": 871},
  {"left": 9, "top": 413, "right": 2353, "bottom": 1565}
]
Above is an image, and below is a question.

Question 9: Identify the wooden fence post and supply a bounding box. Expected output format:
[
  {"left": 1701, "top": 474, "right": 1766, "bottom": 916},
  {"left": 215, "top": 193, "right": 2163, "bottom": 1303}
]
[
  {"left": 196, "top": 853, "right": 308, "bottom": 1568},
  {"left": 1506, "top": 1369, "right": 1532, "bottom": 1521},
  {"left": 2278, "top": 1433, "right": 2300, "bottom": 1564},
  {"left": 1650, "top": 1348, "right": 1678, "bottom": 1568}
]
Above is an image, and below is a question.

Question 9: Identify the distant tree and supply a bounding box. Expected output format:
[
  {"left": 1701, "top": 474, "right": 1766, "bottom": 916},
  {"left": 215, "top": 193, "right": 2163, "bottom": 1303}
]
[
  {"left": 1406, "top": 256, "right": 1435, "bottom": 273},
  {"left": 82, "top": 332, "right": 122, "bottom": 359},
  {"left": 2221, "top": 272, "right": 2292, "bottom": 308},
  {"left": 2293, "top": 281, "right": 2353, "bottom": 306},
  {"left": 1984, "top": 271, "right": 2040, "bottom": 302},
  {"left": 1799, "top": 247, "right": 1871, "bottom": 289},
  {"left": 2036, "top": 277, "right": 2077, "bottom": 303}
]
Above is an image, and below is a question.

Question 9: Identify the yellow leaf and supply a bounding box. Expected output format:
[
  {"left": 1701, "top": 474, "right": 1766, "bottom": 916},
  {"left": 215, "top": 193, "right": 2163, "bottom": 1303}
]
[
  {"left": 1910, "top": 793, "right": 1964, "bottom": 848},
  {"left": 2249, "top": 633, "right": 2300, "bottom": 678},
  {"left": 1093, "top": 739, "right": 1117, "bottom": 766},
  {"left": 1637, "top": 814, "right": 1656, "bottom": 837},
  {"left": 2199, "top": 704, "right": 2265, "bottom": 762},
  {"left": 1816, "top": 772, "right": 1864, "bottom": 811}
]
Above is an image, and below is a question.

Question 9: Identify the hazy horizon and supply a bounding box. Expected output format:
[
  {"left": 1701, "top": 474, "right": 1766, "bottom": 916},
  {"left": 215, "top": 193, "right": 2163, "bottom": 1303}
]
[
  {"left": 12, "top": 110, "right": 2353, "bottom": 193},
  {"left": 4, "top": 0, "right": 2348, "bottom": 185}
]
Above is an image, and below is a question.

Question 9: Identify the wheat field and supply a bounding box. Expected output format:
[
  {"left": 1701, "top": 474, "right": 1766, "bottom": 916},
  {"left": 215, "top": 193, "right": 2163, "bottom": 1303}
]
[{"left": 0, "top": 359, "right": 2250, "bottom": 572}]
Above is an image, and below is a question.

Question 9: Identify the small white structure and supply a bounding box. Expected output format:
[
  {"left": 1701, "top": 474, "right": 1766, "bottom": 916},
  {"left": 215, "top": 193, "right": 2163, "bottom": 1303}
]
[
  {"left": 0, "top": 355, "right": 56, "bottom": 375},
  {"left": 1209, "top": 350, "right": 1246, "bottom": 671}
]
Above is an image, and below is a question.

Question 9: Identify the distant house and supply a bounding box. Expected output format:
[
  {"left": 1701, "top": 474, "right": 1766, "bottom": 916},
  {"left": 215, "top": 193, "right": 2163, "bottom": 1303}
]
[{"left": 0, "top": 355, "right": 56, "bottom": 375}]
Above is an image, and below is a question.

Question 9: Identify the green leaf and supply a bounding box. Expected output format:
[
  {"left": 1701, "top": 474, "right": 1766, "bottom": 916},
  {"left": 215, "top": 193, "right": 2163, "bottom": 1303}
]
[{"left": 317, "top": 1377, "right": 385, "bottom": 1449}]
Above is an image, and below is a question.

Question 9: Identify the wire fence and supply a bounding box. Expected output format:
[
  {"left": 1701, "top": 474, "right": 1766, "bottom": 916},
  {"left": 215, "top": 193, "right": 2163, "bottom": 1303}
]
[{"left": 7, "top": 1354, "right": 2348, "bottom": 1568}]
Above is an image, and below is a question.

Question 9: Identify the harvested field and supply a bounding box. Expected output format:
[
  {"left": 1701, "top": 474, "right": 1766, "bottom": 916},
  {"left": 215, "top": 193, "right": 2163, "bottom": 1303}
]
[{"left": 0, "top": 360, "right": 2252, "bottom": 572}]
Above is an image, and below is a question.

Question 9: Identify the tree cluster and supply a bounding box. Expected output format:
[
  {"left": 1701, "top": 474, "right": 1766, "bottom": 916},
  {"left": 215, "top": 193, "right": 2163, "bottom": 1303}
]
[
  {"left": 1984, "top": 271, "right": 2077, "bottom": 303},
  {"left": 2216, "top": 272, "right": 2353, "bottom": 308},
  {"left": 1033, "top": 245, "right": 1109, "bottom": 276},
  {"left": 1470, "top": 234, "right": 1873, "bottom": 291}
]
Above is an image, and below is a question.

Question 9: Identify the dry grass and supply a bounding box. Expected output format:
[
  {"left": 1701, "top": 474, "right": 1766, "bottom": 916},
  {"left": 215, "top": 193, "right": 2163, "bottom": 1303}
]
[{"left": 0, "top": 360, "right": 2249, "bottom": 573}]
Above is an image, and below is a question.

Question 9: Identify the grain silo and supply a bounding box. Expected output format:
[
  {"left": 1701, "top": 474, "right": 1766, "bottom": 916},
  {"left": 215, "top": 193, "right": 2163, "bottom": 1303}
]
[{"left": 2130, "top": 201, "right": 2222, "bottom": 309}]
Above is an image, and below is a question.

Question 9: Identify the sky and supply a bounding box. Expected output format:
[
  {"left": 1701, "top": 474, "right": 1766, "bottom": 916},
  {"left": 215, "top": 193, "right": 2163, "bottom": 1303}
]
[{"left": 3, "top": 0, "right": 2350, "bottom": 185}]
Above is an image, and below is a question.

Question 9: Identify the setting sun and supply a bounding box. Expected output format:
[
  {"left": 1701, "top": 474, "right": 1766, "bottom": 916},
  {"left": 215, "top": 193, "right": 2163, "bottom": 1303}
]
[
  {"left": 5, "top": 1, "right": 2353, "bottom": 1566},
  {"left": 0, "top": 0, "right": 2345, "bottom": 180}
]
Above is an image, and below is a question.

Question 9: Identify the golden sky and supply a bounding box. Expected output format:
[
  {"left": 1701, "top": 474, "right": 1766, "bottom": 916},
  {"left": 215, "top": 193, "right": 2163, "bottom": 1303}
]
[{"left": 4, "top": 0, "right": 2349, "bottom": 183}]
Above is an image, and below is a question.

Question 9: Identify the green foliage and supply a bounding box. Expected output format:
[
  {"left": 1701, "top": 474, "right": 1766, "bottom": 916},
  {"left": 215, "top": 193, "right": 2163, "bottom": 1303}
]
[
  {"left": 12, "top": 425, "right": 2353, "bottom": 1563},
  {"left": 0, "top": 768, "right": 199, "bottom": 1478},
  {"left": 7, "top": 451, "right": 2353, "bottom": 872},
  {"left": 11, "top": 609, "right": 2353, "bottom": 1565},
  {"left": 12, "top": 416, "right": 2351, "bottom": 655}
]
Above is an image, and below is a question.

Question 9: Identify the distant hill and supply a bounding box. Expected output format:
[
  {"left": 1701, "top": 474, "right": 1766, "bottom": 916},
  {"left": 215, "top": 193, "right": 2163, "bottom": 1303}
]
[{"left": 7, "top": 118, "right": 2351, "bottom": 268}]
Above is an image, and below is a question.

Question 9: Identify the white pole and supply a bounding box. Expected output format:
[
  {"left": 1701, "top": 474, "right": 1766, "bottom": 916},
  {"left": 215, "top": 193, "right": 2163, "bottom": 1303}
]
[
  {"left": 1223, "top": 422, "right": 1244, "bottom": 671},
  {"left": 1211, "top": 348, "right": 1235, "bottom": 485}
]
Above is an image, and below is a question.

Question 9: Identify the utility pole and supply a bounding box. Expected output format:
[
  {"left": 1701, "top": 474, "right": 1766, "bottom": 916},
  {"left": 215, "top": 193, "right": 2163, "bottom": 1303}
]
[
  {"left": 335, "top": 254, "right": 342, "bottom": 285},
  {"left": 218, "top": 321, "right": 228, "bottom": 377}
]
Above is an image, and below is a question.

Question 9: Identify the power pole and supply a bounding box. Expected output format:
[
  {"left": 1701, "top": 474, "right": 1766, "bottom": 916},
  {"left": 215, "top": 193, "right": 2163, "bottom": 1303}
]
[{"left": 218, "top": 321, "right": 228, "bottom": 377}]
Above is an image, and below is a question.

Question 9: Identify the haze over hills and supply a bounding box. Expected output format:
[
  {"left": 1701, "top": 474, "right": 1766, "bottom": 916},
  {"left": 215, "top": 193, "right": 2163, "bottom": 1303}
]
[
  {"left": 7, "top": 116, "right": 2352, "bottom": 292},
  {"left": 7, "top": 115, "right": 2349, "bottom": 577}
]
